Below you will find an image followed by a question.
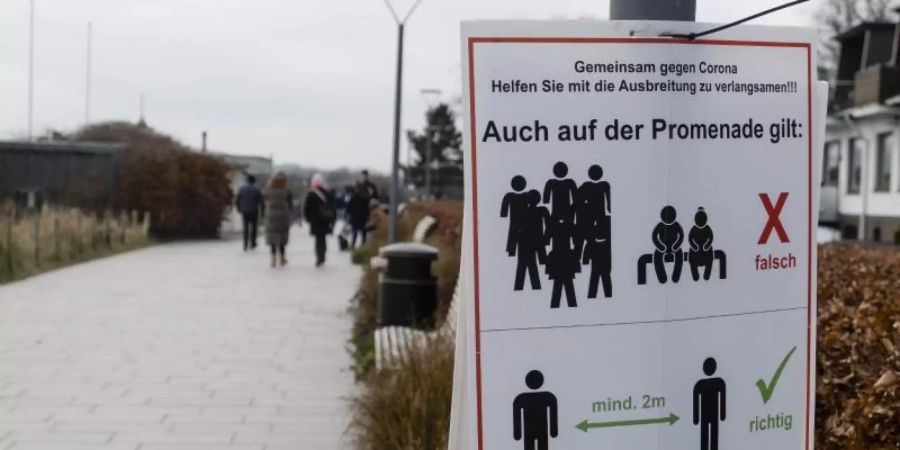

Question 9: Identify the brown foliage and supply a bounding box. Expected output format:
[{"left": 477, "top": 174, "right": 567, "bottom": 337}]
[
  {"left": 348, "top": 201, "right": 462, "bottom": 449},
  {"left": 817, "top": 243, "right": 900, "bottom": 450},
  {"left": 75, "top": 122, "right": 232, "bottom": 238}
]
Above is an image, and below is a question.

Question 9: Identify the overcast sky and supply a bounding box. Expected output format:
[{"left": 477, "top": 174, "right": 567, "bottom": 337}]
[{"left": 0, "top": 0, "right": 819, "bottom": 172}]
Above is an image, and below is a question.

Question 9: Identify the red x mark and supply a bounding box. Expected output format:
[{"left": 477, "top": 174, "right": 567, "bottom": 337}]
[{"left": 758, "top": 192, "right": 790, "bottom": 244}]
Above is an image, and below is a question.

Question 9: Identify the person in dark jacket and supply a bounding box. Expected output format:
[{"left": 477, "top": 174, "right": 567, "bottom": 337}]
[
  {"left": 235, "top": 175, "right": 265, "bottom": 251},
  {"left": 347, "top": 181, "right": 372, "bottom": 248},
  {"left": 360, "top": 170, "right": 379, "bottom": 201},
  {"left": 264, "top": 172, "right": 293, "bottom": 267},
  {"left": 303, "top": 173, "right": 336, "bottom": 267}
]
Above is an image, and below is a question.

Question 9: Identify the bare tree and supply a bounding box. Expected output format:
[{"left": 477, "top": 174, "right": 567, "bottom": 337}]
[{"left": 817, "top": 0, "right": 897, "bottom": 80}]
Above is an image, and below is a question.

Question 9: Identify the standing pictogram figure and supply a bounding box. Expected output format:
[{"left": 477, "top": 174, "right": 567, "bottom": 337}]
[
  {"left": 543, "top": 162, "right": 580, "bottom": 307},
  {"left": 501, "top": 175, "right": 530, "bottom": 256},
  {"left": 693, "top": 357, "right": 726, "bottom": 450},
  {"left": 687, "top": 207, "right": 727, "bottom": 281},
  {"left": 543, "top": 162, "right": 578, "bottom": 224},
  {"left": 513, "top": 370, "right": 558, "bottom": 450},
  {"left": 546, "top": 217, "right": 579, "bottom": 308},
  {"left": 637, "top": 205, "right": 683, "bottom": 284},
  {"left": 578, "top": 165, "right": 612, "bottom": 298},
  {"left": 501, "top": 176, "right": 547, "bottom": 291}
]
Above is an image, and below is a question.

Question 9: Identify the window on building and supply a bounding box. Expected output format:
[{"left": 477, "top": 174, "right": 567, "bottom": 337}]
[
  {"left": 822, "top": 141, "right": 840, "bottom": 186},
  {"left": 848, "top": 137, "right": 863, "bottom": 194},
  {"left": 875, "top": 132, "right": 893, "bottom": 192}
]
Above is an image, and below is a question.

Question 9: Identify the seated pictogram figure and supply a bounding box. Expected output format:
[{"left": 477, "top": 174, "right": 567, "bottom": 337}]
[
  {"left": 687, "top": 207, "right": 727, "bottom": 281},
  {"left": 637, "top": 205, "right": 684, "bottom": 285},
  {"left": 513, "top": 370, "right": 558, "bottom": 450}
]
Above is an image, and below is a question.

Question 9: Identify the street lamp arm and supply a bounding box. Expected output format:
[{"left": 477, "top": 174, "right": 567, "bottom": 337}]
[
  {"left": 382, "top": 0, "right": 424, "bottom": 25},
  {"left": 401, "top": 0, "right": 424, "bottom": 25},
  {"left": 381, "top": 0, "right": 401, "bottom": 24}
]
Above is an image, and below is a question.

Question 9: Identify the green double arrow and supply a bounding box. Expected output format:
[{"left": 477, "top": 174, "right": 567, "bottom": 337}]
[{"left": 576, "top": 413, "right": 680, "bottom": 432}]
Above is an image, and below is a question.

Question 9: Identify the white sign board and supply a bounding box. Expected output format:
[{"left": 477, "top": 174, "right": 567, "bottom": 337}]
[{"left": 456, "top": 21, "right": 823, "bottom": 450}]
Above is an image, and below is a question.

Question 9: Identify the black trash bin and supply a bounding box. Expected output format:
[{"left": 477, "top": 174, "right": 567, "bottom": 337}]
[{"left": 378, "top": 242, "right": 439, "bottom": 329}]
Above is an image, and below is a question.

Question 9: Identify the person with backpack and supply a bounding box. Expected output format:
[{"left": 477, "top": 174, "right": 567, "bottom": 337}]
[{"left": 303, "top": 173, "right": 336, "bottom": 267}]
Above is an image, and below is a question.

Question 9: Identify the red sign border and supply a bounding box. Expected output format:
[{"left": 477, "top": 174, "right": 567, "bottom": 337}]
[{"left": 465, "top": 36, "right": 814, "bottom": 450}]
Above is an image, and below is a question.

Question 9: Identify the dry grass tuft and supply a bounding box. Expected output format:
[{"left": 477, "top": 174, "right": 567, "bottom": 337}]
[
  {"left": 350, "top": 331, "right": 454, "bottom": 450},
  {"left": 0, "top": 204, "right": 150, "bottom": 283}
]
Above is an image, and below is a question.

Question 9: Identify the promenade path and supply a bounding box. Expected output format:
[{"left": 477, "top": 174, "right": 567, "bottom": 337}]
[{"left": 0, "top": 233, "right": 358, "bottom": 450}]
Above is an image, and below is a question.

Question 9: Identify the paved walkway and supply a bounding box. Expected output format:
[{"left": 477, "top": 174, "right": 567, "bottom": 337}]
[{"left": 0, "top": 232, "right": 358, "bottom": 450}]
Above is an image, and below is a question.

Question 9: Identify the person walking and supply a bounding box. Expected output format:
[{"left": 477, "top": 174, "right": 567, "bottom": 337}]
[
  {"left": 235, "top": 174, "right": 264, "bottom": 251},
  {"left": 304, "top": 173, "right": 336, "bottom": 267},
  {"left": 264, "top": 172, "right": 293, "bottom": 268},
  {"left": 347, "top": 181, "right": 372, "bottom": 248},
  {"left": 360, "top": 170, "right": 379, "bottom": 201}
]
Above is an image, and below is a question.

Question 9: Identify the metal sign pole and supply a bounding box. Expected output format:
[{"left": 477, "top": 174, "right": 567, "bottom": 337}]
[{"left": 609, "top": 0, "right": 696, "bottom": 21}]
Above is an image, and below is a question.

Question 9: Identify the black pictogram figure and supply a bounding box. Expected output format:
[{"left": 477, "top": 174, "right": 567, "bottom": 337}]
[
  {"left": 637, "top": 205, "right": 684, "bottom": 285},
  {"left": 501, "top": 176, "right": 529, "bottom": 257},
  {"left": 693, "top": 357, "right": 726, "bottom": 450},
  {"left": 499, "top": 162, "right": 614, "bottom": 308},
  {"left": 578, "top": 165, "right": 612, "bottom": 298},
  {"left": 543, "top": 162, "right": 578, "bottom": 224},
  {"left": 546, "top": 216, "right": 579, "bottom": 308},
  {"left": 501, "top": 176, "right": 548, "bottom": 291},
  {"left": 543, "top": 162, "right": 580, "bottom": 308},
  {"left": 513, "top": 370, "right": 558, "bottom": 450},
  {"left": 687, "top": 207, "right": 727, "bottom": 281},
  {"left": 517, "top": 189, "right": 549, "bottom": 291}
]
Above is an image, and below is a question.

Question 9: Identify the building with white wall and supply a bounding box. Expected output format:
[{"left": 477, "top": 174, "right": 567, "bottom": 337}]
[{"left": 823, "top": 21, "right": 900, "bottom": 243}]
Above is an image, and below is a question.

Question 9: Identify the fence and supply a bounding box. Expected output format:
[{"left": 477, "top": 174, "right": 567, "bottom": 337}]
[{"left": 0, "top": 203, "right": 150, "bottom": 282}]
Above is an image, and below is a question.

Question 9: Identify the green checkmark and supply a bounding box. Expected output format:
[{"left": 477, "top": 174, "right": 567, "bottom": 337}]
[{"left": 755, "top": 346, "right": 797, "bottom": 404}]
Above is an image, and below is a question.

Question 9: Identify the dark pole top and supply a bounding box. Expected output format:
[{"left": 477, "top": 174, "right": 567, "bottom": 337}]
[{"left": 610, "top": 0, "right": 696, "bottom": 21}]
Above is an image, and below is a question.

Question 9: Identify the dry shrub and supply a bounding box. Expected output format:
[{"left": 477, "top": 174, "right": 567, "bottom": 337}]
[
  {"left": 75, "top": 122, "right": 232, "bottom": 238},
  {"left": 351, "top": 332, "right": 454, "bottom": 450},
  {"left": 816, "top": 243, "right": 900, "bottom": 450}
]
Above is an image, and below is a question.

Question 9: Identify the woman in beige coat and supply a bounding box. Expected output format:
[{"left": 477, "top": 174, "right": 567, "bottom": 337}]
[{"left": 264, "top": 172, "right": 293, "bottom": 267}]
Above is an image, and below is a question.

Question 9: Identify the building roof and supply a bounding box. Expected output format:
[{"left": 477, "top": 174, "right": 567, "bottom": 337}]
[
  {"left": 0, "top": 141, "right": 125, "bottom": 156},
  {"left": 835, "top": 22, "right": 896, "bottom": 41},
  {"left": 211, "top": 152, "right": 273, "bottom": 175}
]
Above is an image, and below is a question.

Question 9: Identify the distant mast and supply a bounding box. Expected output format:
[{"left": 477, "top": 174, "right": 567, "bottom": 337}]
[{"left": 137, "top": 93, "right": 147, "bottom": 128}]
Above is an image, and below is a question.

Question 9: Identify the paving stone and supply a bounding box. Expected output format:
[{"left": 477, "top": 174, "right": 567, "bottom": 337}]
[{"left": 0, "top": 236, "right": 357, "bottom": 449}]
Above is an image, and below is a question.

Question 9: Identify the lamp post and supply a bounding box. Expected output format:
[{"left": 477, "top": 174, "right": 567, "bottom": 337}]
[
  {"left": 28, "top": 0, "right": 35, "bottom": 141},
  {"left": 420, "top": 88, "right": 442, "bottom": 200},
  {"left": 85, "top": 22, "right": 92, "bottom": 125},
  {"left": 383, "top": 0, "right": 423, "bottom": 243}
]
